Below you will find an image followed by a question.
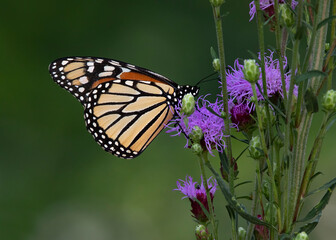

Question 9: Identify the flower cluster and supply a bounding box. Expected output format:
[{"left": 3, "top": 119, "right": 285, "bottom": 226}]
[
  {"left": 175, "top": 176, "right": 217, "bottom": 223},
  {"left": 223, "top": 51, "right": 297, "bottom": 113},
  {"left": 167, "top": 95, "right": 234, "bottom": 155},
  {"left": 249, "top": 0, "right": 298, "bottom": 21}
]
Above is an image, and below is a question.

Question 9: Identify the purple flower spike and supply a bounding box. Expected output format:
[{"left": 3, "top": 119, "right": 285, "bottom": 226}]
[
  {"left": 223, "top": 50, "right": 297, "bottom": 112},
  {"left": 175, "top": 176, "right": 217, "bottom": 223},
  {"left": 249, "top": 0, "right": 298, "bottom": 21},
  {"left": 166, "top": 96, "right": 235, "bottom": 155}
]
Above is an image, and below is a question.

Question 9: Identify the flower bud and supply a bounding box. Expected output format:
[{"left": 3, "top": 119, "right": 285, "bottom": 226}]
[
  {"left": 322, "top": 89, "right": 336, "bottom": 111},
  {"left": 249, "top": 136, "right": 263, "bottom": 159},
  {"left": 190, "top": 126, "right": 204, "bottom": 143},
  {"left": 191, "top": 143, "right": 203, "bottom": 155},
  {"left": 294, "top": 232, "right": 309, "bottom": 240},
  {"left": 212, "top": 58, "right": 220, "bottom": 71},
  {"left": 209, "top": 0, "right": 225, "bottom": 7},
  {"left": 195, "top": 224, "right": 210, "bottom": 240},
  {"left": 238, "top": 227, "right": 246, "bottom": 240},
  {"left": 279, "top": 4, "right": 294, "bottom": 27},
  {"left": 181, "top": 93, "right": 195, "bottom": 116},
  {"left": 325, "top": 43, "right": 330, "bottom": 52},
  {"left": 243, "top": 59, "right": 260, "bottom": 83},
  {"left": 265, "top": 202, "right": 277, "bottom": 224}
]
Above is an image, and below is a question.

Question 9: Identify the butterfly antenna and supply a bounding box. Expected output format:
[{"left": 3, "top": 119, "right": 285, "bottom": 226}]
[{"left": 195, "top": 72, "right": 218, "bottom": 86}]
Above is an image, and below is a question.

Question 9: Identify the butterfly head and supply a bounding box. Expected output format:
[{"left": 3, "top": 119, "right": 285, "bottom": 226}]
[{"left": 176, "top": 85, "right": 200, "bottom": 100}]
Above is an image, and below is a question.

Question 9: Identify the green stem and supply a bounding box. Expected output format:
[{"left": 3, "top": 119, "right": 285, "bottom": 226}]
[
  {"left": 292, "top": 112, "right": 331, "bottom": 223},
  {"left": 254, "top": 0, "right": 273, "bottom": 144},
  {"left": 273, "top": 0, "right": 288, "bottom": 105},
  {"left": 198, "top": 151, "right": 218, "bottom": 240},
  {"left": 211, "top": 4, "right": 233, "bottom": 193},
  {"left": 210, "top": 4, "right": 236, "bottom": 239},
  {"left": 251, "top": 83, "right": 280, "bottom": 236},
  {"left": 287, "top": 2, "right": 331, "bottom": 232},
  {"left": 284, "top": 0, "right": 304, "bottom": 231},
  {"left": 245, "top": 175, "right": 259, "bottom": 240},
  {"left": 327, "top": 0, "right": 336, "bottom": 89}
]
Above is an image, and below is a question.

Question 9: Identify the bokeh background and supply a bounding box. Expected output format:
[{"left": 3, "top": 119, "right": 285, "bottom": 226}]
[{"left": 1, "top": 0, "right": 335, "bottom": 239}]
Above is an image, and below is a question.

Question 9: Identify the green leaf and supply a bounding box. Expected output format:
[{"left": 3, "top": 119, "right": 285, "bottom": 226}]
[
  {"left": 295, "top": 70, "right": 327, "bottom": 84},
  {"left": 317, "top": 15, "right": 336, "bottom": 30},
  {"left": 279, "top": 233, "right": 293, "bottom": 240},
  {"left": 226, "top": 205, "right": 236, "bottom": 220},
  {"left": 298, "top": 214, "right": 321, "bottom": 234},
  {"left": 298, "top": 183, "right": 336, "bottom": 222},
  {"left": 326, "top": 116, "right": 336, "bottom": 131},
  {"left": 210, "top": 47, "right": 218, "bottom": 60},
  {"left": 205, "top": 162, "right": 276, "bottom": 230},
  {"left": 193, "top": 197, "right": 211, "bottom": 222},
  {"left": 235, "top": 181, "right": 252, "bottom": 189},
  {"left": 218, "top": 151, "right": 229, "bottom": 177},
  {"left": 236, "top": 195, "right": 253, "bottom": 200},
  {"left": 230, "top": 135, "right": 249, "bottom": 144},
  {"left": 306, "top": 177, "right": 336, "bottom": 197},
  {"left": 235, "top": 146, "right": 249, "bottom": 161},
  {"left": 304, "top": 88, "right": 319, "bottom": 113}
]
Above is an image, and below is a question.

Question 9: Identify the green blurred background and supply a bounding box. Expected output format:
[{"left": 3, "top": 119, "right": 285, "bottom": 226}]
[{"left": 1, "top": 0, "right": 335, "bottom": 239}]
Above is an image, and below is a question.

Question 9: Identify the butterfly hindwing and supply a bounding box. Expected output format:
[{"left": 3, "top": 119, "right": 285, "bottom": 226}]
[{"left": 84, "top": 79, "right": 175, "bottom": 159}]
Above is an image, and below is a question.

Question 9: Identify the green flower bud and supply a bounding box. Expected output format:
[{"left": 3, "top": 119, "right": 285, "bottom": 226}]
[
  {"left": 249, "top": 136, "right": 263, "bottom": 159},
  {"left": 195, "top": 224, "right": 210, "bottom": 240},
  {"left": 238, "top": 227, "right": 246, "bottom": 240},
  {"left": 243, "top": 59, "right": 260, "bottom": 83},
  {"left": 209, "top": 0, "right": 225, "bottom": 7},
  {"left": 191, "top": 143, "right": 203, "bottom": 155},
  {"left": 265, "top": 202, "right": 277, "bottom": 224},
  {"left": 181, "top": 93, "right": 195, "bottom": 116},
  {"left": 279, "top": 4, "right": 294, "bottom": 27},
  {"left": 322, "top": 89, "right": 336, "bottom": 111},
  {"left": 325, "top": 43, "right": 330, "bottom": 52},
  {"left": 294, "top": 232, "right": 309, "bottom": 240},
  {"left": 190, "top": 126, "right": 204, "bottom": 143},
  {"left": 212, "top": 58, "right": 220, "bottom": 71},
  {"left": 221, "top": 111, "right": 226, "bottom": 119}
]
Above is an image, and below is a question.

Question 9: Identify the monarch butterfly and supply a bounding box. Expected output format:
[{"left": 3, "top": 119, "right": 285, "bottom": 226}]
[{"left": 49, "top": 57, "right": 199, "bottom": 159}]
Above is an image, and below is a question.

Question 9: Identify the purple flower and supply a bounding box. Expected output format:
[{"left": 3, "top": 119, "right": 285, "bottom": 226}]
[
  {"left": 175, "top": 176, "right": 217, "bottom": 223},
  {"left": 166, "top": 96, "right": 234, "bottom": 155},
  {"left": 249, "top": 0, "right": 298, "bottom": 21},
  {"left": 223, "top": 51, "right": 297, "bottom": 112},
  {"left": 255, "top": 215, "right": 269, "bottom": 239},
  {"left": 230, "top": 104, "right": 254, "bottom": 130}
]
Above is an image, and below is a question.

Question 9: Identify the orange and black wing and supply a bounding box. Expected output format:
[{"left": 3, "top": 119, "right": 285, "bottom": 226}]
[{"left": 49, "top": 57, "right": 177, "bottom": 159}]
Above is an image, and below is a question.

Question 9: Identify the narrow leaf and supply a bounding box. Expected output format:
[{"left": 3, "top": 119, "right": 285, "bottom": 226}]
[
  {"left": 306, "top": 177, "right": 336, "bottom": 197},
  {"left": 206, "top": 162, "right": 276, "bottom": 230},
  {"left": 317, "top": 15, "right": 336, "bottom": 30},
  {"left": 304, "top": 88, "right": 319, "bottom": 113},
  {"left": 235, "top": 181, "right": 252, "bottom": 189},
  {"left": 295, "top": 70, "right": 327, "bottom": 84},
  {"left": 298, "top": 183, "right": 336, "bottom": 222},
  {"left": 298, "top": 214, "right": 321, "bottom": 234},
  {"left": 193, "top": 197, "right": 211, "bottom": 222},
  {"left": 218, "top": 151, "right": 229, "bottom": 176},
  {"left": 210, "top": 47, "right": 218, "bottom": 60},
  {"left": 230, "top": 135, "right": 249, "bottom": 144}
]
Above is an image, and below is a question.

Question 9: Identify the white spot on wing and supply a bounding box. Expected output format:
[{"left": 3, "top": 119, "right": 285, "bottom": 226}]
[
  {"left": 79, "top": 76, "right": 89, "bottom": 84},
  {"left": 104, "top": 66, "right": 115, "bottom": 71},
  {"left": 88, "top": 66, "right": 95, "bottom": 73},
  {"left": 98, "top": 72, "right": 113, "bottom": 77},
  {"left": 61, "top": 60, "right": 68, "bottom": 65}
]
